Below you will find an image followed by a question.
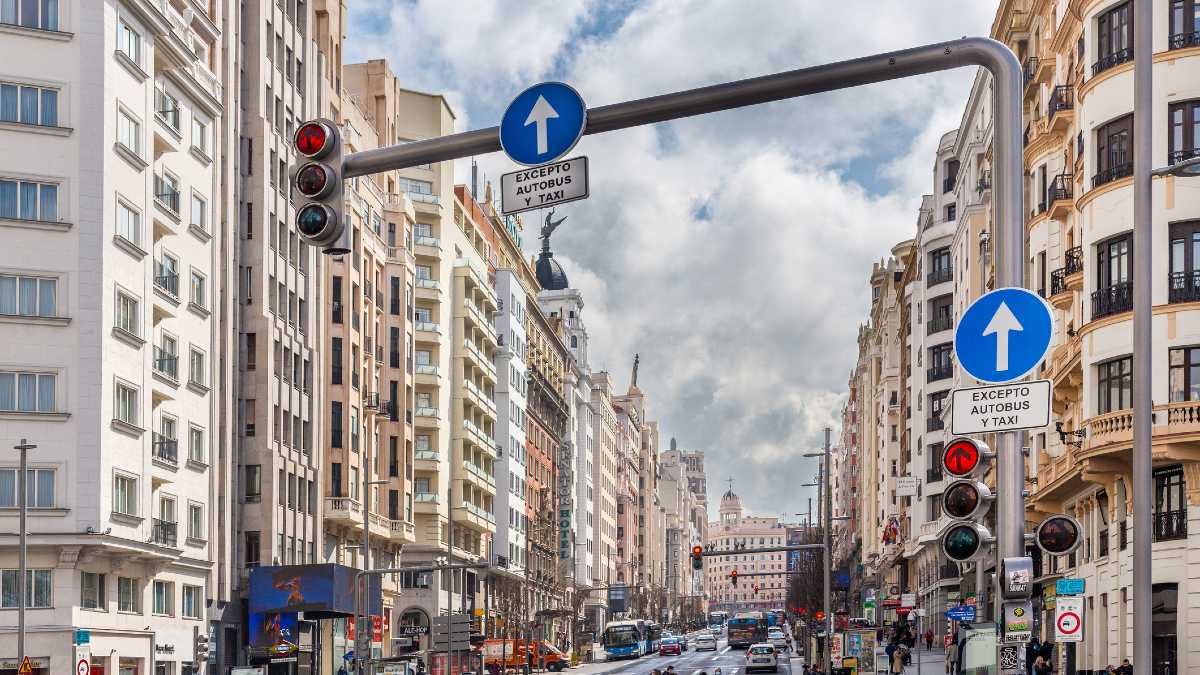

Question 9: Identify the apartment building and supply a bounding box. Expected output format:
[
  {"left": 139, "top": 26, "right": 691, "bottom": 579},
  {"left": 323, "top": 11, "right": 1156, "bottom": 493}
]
[
  {"left": 0, "top": 2, "right": 234, "bottom": 674},
  {"left": 704, "top": 491, "right": 793, "bottom": 612},
  {"left": 589, "top": 371, "right": 620, "bottom": 616},
  {"left": 990, "top": 1, "right": 1200, "bottom": 671}
]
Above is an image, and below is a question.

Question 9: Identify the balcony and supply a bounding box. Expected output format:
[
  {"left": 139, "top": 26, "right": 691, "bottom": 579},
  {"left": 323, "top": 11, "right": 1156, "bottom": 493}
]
[
  {"left": 363, "top": 392, "right": 380, "bottom": 413},
  {"left": 927, "top": 364, "right": 952, "bottom": 383},
  {"left": 154, "top": 346, "right": 178, "bottom": 381},
  {"left": 1049, "top": 269, "right": 1069, "bottom": 306},
  {"left": 154, "top": 177, "right": 181, "bottom": 218},
  {"left": 926, "top": 467, "right": 944, "bottom": 484},
  {"left": 415, "top": 278, "right": 441, "bottom": 300},
  {"left": 1092, "top": 163, "right": 1133, "bottom": 189},
  {"left": 976, "top": 171, "right": 991, "bottom": 193},
  {"left": 927, "top": 417, "right": 944, "bottom": 432},
  {"left": 1092, "top": 48, "right": 1132, "bottom": 77},
  {"left": 1155, "top": 509, "right": 1187, "bottom": 542},
  {"left": 1047, "top": 174, "right": 1074, "bottom": 218},
  {"left": 927, "top": 267, "right": 952, "bottom": 287},
  {"left": 1169, "top": 147, "right": 1200, "bottom": 167},
  {"left": 1064, "top": 246, "right": 1083, "bottom": 277},
  {"left": 414, "top": 235, "right": 442, "bottom": 259},
  {"left": 1169, "top": 270, "right": 1200, "bottom": 304},
  {"left": 1022, "top": 56, "right": 1039, "bottom": 88},
  {"left": 152, "top": 518, "right": 178, "bottom": 547},
  {"left": 927, "top": 316, "right": 953, "bottom": 335},
  {"left": 1169, "top": 30, "right": 1200, "bottom": 50},
  {"left": 153, "top": 433, "right": 178, "bottom": 467},
  {"left": 154, "top": 266, "right": 179, "bottom": 299},
  {"left": 1091, "top": 282, "right": 1133, "bottom": 320},
  {"left": 1047, "top": 86, "right": 1074, "bottom": 134}
]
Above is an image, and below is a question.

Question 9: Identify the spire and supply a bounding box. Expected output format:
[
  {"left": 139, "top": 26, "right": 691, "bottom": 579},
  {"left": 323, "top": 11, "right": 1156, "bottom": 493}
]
[{"left": 631, "top": 353, "right": 640, "bottom": 388}]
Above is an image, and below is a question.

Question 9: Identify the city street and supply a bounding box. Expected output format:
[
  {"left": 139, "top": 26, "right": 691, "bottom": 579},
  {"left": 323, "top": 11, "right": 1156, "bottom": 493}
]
[{"left": 573, "top": 635, "right": 805, "bottom": 675}]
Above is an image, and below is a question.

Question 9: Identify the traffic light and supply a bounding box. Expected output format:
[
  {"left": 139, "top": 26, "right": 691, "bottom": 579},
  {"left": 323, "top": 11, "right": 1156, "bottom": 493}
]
[
  {"left": 815, "top": 610, "right": 825, "bottom": 622},
  {"left": 193, "top": 626, "right": 210, "bottom": 666},
  {"left": 691, "top": 545, "right": 704, "bottom": 570},
  {"left": 291, "top": 119, "right": 346, "bottom": 250},
  {"left": 753, "top": 584, "right": 760, "bottom": 595},
  {"left": 730, "top": 569, "right": 738, "bottom": 587},
  {"left": 939, "top": 437, "right": 995, "bottom": 563},
  {"left": 1035, "top": 514, "right": 1082, "bottom": 556}
]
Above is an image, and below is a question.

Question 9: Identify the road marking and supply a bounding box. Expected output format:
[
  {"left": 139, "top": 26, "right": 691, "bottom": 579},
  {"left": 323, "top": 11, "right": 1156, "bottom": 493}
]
[{"left": 720, "top": 646, "right": 731, "bottom": 655}]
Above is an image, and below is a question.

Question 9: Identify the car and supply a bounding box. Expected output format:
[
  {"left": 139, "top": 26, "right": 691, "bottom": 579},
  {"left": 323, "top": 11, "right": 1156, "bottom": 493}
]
[
  {"left": 679, "top": 634, "right": 689, "bottom": 651},
  {"left": 767, "top": 630, "right": 789, "bottom": 652},
  {"left": 659, "top": 637, "right": 682, "bottom": 656},
  {"left": 745, "top": 644, "right": 779, "bottom": 673},
  {"left": 694, "top": 634, "right": 718, "bottom": 651}
]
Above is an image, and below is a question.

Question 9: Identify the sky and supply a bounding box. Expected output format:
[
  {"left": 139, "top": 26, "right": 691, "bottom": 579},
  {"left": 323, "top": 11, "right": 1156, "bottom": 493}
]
[{"left": 345, "top": 0, "right": 996, "bottom": 523}]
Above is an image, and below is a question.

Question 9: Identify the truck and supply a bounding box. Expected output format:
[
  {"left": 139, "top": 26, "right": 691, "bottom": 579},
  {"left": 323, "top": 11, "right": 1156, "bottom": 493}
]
[{"left": 481, "top": 639, "right": 568, "bottom": 672}]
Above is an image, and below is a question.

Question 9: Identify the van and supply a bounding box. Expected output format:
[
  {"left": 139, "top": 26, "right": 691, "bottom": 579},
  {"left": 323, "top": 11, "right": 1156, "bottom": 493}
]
[{"left": 482, "top": 639, "right": 567, "bottom": 672}]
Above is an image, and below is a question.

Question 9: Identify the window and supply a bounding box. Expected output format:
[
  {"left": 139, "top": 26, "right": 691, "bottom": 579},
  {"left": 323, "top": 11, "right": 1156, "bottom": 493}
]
[
  {"left": 116, "top": 200, "right": 140, "bottom": 244},
  {"left": 190, "top": 194, "right": 208, "bottom": 231},
  {"left": 928, "top": 391, "right": 948, "bottom": 429},
  {"left": 113, "top": 473, "right": 137, "bottom": 516},
  {"left": 0, "top": 179, "right": 56, "bottom": 224},
  {"left": 398, "top": 177, "right": 434, "bottom": 196},
  {"left": 0, "top": 273, "right": 56, "bottom": 317},
  {"left": 244, "top": 464, "right": 261, "bottom": 501},
  {"left": 1168, "top": 99, "right": 1200, "bottom": 165},
  {"left": 331, "top": 401, "right": 343, "bottom": 448},
  {"left": 331, "top": 337, "right": 342, "bottom": 384},
  {"left": 182, "top": 584, "right": 201, "bottom": 618},
  {"left": 114, "top": 381, "right": 138, "bottom": 425},
  {"left": 1094, "top": 232, "right": 1133, "bottom": 318},
  {"left": 0, "top": 82, "right": 58, "bottom": 127},
  {"left": 152, "top": 580, "right": 173, "bottom": 615},
  {"left": 117, "top": 577, "right": 140, "bottom": 613},
  {"left": 1170, "top": 0, "right": 1200, "bottom": 49},
  {"left": 187, "top": 503, "right": 203, "bottom": 540},
  {"left": 117, "top": 108, "right": 141, "bottom": 156},
  {"left": 117, "top": 19, "right": 141, "bottom": 64},
  {"left": 155, "top": 87, "right": 180, "bottom": 131},
  {"left": 928, "top": 247, "right": 951, "bottom": 285},
  {"left": 81, "top": 572, "right": 106, "bottom": 610},
  {"left": 188, "top": 425, "right": 204, "bottom": 463},
  {"left": 1095, "top": 1, "right": 1133, "bottom": 75},
  {"left": 155, "top": 172, "right": 180, "bottom": 214},
  {"left": 0, "top": 370, "right": 56, "bottom": 412},
  {"left": 1154, "top": 466, "right": 1187, "bottom": 541},
  {"left": 0, "top": 467, "right": 54, "bottom": 507},
  {"left": 187, "top": 273, "right": 207, "bottom": 313},
  {"left": 1097, "top": 356, "right": 1133, "bottom": 414},
  {"left": 191, "top": 118, "right": 208, "bottom": 153},
  {"left": 115, "top": 290, "right": 139, "bottom": 336},
  {"left": 1094, "top": 114, "right": 1133, "bottom": 187},
  {"left": 928, "top": 294, "right": 953, "bottom": 333},
  {"left": 1, "top": 569, "right": 51, "bottom": 608},
  {"left": 928, "top": 344, "right": 953, "bottom": 381}
]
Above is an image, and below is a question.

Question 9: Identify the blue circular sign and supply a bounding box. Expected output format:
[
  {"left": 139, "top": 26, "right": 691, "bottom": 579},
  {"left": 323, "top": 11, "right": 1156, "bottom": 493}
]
[
  {"left": 954, "top": 287, "right": 1054, "bottom": 384},
  {"left": 500, "top": 82, "right": 587, "bottom": 166}
]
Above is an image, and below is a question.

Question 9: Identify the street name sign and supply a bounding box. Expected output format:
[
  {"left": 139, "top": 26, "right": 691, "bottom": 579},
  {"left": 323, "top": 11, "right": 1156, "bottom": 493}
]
[
  {"left": 1055, "top": 596, "right": 1083, "bottom": 642},
  {"left": 946, "top": 605, "right": 977, "bottom": 622},
  {"left": 951, "top": 380, "right": 1051, "bottom": 435},
  {"left": 1055, "top": 578, "right": 1085, "bottom": 595},
  {"left": 500, "top": 82, "right": 587, "bottom": 166},
  {"left": 895, "top": 476, "right": 918, "bottom": 497},
  {"left": 501, "top": 156, "right": 588, "bottom": 215},
  {"left": 954, "top": 287, "right": 1054, "bottom": 384}
]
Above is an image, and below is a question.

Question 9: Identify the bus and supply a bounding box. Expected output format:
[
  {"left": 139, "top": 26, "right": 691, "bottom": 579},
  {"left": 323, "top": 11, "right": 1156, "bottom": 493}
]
[
  {"left": 601, "top": 620, "right": 645, "bottom": 660},
  {"left": 767, "top": 610, "right": 788, "bottom": 628},
  {"left": 727, "top": 611, "right": 768, "bottom": 648},
  {"left": 643, "top": 622, "right": 663, "bottom": 654},
  {"left": 708, "top": 611, "right": 729, "bottom": 628}
]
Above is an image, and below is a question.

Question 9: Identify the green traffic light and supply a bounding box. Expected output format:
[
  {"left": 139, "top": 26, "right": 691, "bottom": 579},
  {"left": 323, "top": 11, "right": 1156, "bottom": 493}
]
[{"left": 943, "top": 524, "right": 981, "bottom": 562}]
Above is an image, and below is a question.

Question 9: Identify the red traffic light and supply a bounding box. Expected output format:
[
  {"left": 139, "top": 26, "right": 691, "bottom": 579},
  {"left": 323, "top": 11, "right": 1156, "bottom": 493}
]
[
  {"left": 815, "top": 611, "right": 826, "bottom": 621},
  {"left": 691, "top": 545, "right": 704, "bottom": 558},
  {"left": 943, "top": 438, "right": 985, "bottom": 478},
  {"left": 798, "top": 608, "right": 807, "bottom": 616},
  {"left": 295, "top": 121, "right": 334, "bottom": 158}
]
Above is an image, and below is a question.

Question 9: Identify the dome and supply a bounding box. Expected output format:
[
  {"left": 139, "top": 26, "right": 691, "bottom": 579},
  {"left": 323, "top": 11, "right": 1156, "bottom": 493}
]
[{"left": 536, "top": 250, "right": 569, "bottom": 290}]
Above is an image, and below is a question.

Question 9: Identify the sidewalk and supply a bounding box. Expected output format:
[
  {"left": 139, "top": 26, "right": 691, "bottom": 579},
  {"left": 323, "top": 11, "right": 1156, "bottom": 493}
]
[{"left": 901, "top": 645, "right": 946, "bottom": 674}]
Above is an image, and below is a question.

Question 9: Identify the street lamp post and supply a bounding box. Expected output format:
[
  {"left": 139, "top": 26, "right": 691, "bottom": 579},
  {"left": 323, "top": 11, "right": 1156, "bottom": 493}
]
[
  {"left": 804, "top": 427, "right": 832, "bottom": 675},
  {"left": 14, "top": 439, "right": 36, "bottom": 673}
]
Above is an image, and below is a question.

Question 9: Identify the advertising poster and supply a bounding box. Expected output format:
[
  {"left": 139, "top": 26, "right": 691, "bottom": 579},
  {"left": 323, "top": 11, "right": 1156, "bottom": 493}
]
[
  {"left": 249, "top": 611, "right": 299, "bottom": 656},
  {"left": 249, "top": 564, "right": 382, "bottom": 617}
]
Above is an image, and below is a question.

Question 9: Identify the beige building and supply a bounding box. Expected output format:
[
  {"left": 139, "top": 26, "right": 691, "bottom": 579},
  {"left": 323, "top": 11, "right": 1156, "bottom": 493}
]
[{"left": 704, "top": 489, "right": 793, "bottom": 612}]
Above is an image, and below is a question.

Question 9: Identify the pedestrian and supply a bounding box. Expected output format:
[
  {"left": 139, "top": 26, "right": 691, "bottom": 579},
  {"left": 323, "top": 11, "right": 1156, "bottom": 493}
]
[
  {"left": 924, "top": 628, "right": 935, "bottom": 651},
  {"left": 1116, "top": 659, "right": 1133, "bottom": 675},
  {"left": 890, "top": 645, "right": 906, "bottom": 674},
  {"left": 1033, "top": 656, "right": 1052, "bottom": 675},
  {"left": 944, "top": 638, "right": 957, "bottom": 675}
]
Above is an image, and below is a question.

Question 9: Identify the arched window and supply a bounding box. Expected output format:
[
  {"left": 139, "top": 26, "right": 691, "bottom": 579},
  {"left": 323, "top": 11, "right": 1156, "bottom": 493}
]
[{"left": 570, "top": 335, "right": 578, "bottom": 348}]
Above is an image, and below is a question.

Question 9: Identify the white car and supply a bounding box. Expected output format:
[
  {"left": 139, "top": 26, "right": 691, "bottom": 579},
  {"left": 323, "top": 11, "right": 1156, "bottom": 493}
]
[
  {"left": 767, "top": 630, "right": 790, "bottom": 652},
  {"left": 745, "top": 644, "right": 779, "bottom": 673},
  {"left": 694, "top": 634, "right": 718, "bottom": 651}
]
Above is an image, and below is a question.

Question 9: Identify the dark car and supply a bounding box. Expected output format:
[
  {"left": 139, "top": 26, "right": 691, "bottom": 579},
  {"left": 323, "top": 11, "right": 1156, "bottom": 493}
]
[{"left": 659, "top": 637, "right": 682, "bottom": 656}]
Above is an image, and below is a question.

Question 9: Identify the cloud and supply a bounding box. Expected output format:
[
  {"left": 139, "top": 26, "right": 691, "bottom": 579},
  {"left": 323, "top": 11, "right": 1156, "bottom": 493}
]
[{"left": 346, "top": 1, "right": 994, "bottom": 520}]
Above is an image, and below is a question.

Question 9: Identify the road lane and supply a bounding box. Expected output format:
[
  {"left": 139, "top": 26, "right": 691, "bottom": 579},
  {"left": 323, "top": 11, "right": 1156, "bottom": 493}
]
[{"left": 574, "top": 634, "right": 799, "bottom": 675}]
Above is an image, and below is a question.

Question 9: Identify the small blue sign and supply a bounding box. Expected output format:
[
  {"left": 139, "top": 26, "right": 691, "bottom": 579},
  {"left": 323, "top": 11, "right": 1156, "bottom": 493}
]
[
  {"left": 946, "top": 605, "right": 978, "bottom": 622},
  {"left": 1056, "top": 578, "right": 1085, "bottom": 595},
  {"left": 954, "top": 287, "right": 1054, "bottom": 384},
  {"left": 75, "top": 629, "right": 90, "bottom": 645},
  {"left": 500, "top": 82, "right": 587, "bottom": 166}
]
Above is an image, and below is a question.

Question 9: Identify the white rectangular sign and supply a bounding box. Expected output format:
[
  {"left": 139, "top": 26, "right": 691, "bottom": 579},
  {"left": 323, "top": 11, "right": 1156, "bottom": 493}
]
[
  {"left": 501, "top": 156, "right": 589, "bottom": 215},
  {"left": 896, "top": 476, "right": 918, "bottom": 497},
  {"left": 1054, "top": 595, "right": 1083, "bottom": 643},
  {"left": 900, "top": 593, "right": 917, "bottom": 608},
  {"left": 951, "top": 380, "right": 1052, "bottom": 435}
]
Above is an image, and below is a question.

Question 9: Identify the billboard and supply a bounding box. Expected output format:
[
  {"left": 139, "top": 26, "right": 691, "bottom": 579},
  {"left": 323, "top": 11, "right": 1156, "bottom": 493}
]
[
  {"left": 249, "top": 564, "right": 382, "bottom": 617},
  {"left": 249, "top": 611, "right": 299, "bottom": 656},
  {"left": 607, "top": 584, "right": 627, "bottom": 614}
]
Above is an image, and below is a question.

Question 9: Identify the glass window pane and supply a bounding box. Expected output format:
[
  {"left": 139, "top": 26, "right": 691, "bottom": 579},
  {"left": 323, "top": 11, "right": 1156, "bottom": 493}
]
[
  {"left": 19, "top": 182, "right": 37, "bottom": 220},
  {"left": 38, "top": 278, "right": 54, "bottom": 316},
  {"left": 0, "top": 84, "right": 16, "bottom": 122},
  {"left": 18, "top": 0, "right": 35, "bottom": 28},
  {"left": 0, "top": 470, "right": 13, "bottom": 507},
  {"left": 37, "top": 374, "right": 53, "bottom": 411},
  {"left": 18, "top": 277, "right": 36, "bottom": 315},
  {"left": 35, "top": 469, "right": 52, "bottom": 507},
  {"left": 40, "top": 0, "right": 55, "bottom": 31},
  {"left": 0, "top": 0, "right": 15, "bottom": 24},
  {"left": 0, "top": 372, "right": 13, "bottom": 410},
  {"left": 0, "top": 276, "right": 15, "bottom": 314},
  {"left": 39, "top": 89, "right": 55, "bottom": 126},
  {"left": 38, "top": 183, "right": 56, "bottom": 222},
  {"left": 18, "top": 85, "right": 37, "bottom": 124},
  {"left": 16, "top": 373, "right": 35, "bottom": 411}
]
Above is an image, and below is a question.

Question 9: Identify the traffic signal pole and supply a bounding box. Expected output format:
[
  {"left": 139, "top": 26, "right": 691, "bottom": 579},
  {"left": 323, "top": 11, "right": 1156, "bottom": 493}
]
[{"left": 335, "top": 37, "right": 1024, "bottom": 668}]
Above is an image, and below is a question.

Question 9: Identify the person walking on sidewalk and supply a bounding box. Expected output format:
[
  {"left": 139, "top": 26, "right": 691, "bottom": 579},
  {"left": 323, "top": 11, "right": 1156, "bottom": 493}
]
[{"left": 924, "top": 629, "right": 934, "bottom": 651}]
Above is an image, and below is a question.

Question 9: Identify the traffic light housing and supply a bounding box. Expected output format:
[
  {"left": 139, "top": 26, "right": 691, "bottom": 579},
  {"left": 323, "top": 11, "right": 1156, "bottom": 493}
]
[
  {"left": 193, "top": 626, "right": 210, "bottom": 666},
  {"left": 730, "top": 569, "right": 738, "bottom": 587},
  {"left": 291, "top": 119, "right": 346, "bottom": 250},
  {"left": 753, "top": 584, "right": 760, "bottom": 595},
  {"left": 1035, "top": 514, "right": 1082, "bottom": 556},
  {"left": 691, "top": 545, "right": 704, "bottom": 570},
  {"left": 815, "top": 610, "right": 825, "bottom": 622},
  {"left": 939, "top": 437, "right": 994, "bottom": 562}
]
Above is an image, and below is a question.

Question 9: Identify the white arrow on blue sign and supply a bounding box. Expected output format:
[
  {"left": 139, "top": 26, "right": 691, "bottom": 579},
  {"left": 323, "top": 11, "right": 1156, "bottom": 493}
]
[
  {"left": 954, "top": 287, "right": 1054, "bottom": 384},
  {"left": 500, "top": 82, "right": 587, "bottom": 166}
]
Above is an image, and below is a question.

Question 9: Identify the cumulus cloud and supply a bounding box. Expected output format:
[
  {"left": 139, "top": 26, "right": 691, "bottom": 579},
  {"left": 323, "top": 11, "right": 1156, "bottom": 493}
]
[{"left": 347, "top": 1, "right": 994, "bottom": 519}]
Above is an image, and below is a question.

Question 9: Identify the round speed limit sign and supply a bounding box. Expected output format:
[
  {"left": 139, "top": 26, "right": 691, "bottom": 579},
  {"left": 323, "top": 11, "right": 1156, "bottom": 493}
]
[
  {"left": 1057, "top": 611, "right": 1081, "bottom": 636},
  {"left": 77, "top": 658, "right": 90, "bottom": 675}
]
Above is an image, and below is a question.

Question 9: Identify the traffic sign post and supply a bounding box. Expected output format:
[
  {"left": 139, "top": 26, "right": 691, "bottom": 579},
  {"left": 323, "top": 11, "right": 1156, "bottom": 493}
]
[
  {"left": 500, "top": 82, "right": 587, "bottom": 166},
  {"left": 500, "top": 156, "right": 589, "bottom": 214},
  {"left": 1055, "top": 596, "right": 1083, "bottom": 642}
]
